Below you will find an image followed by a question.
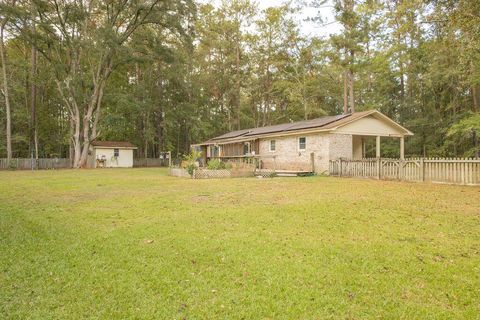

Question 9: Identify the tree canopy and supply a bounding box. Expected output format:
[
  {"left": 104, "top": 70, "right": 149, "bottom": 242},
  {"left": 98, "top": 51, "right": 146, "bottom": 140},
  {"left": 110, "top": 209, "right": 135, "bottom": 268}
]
[{"left": 0, "top": 0, "right": 479, "bottom": 164}]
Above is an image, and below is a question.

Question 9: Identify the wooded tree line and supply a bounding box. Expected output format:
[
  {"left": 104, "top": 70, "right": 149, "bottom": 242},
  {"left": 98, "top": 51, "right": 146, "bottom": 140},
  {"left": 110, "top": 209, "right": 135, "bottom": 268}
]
[{"left": 0, "top": 0, "right": 479, "bottom": 166}]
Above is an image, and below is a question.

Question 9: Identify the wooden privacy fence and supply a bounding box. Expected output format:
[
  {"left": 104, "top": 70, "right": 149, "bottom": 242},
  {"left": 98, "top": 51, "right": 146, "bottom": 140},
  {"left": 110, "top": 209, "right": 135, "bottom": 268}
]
[
  {"left": 133, "top": 158, "right": 170, "bottom": 168},
  {"left": 329, "top": 158, "right": 480, "bottom": 186},
  {"left": 1, "top": 157, "right": 171, "bottom": 170},
  {"left": 0, "top": 158, "right": 71, "bottom": 170}
]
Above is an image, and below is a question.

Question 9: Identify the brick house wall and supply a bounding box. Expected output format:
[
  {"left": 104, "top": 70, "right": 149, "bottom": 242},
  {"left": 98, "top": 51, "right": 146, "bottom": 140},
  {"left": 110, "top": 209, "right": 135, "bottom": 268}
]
[
  {"left": 328, "top": 133, "right": 353, "bottom": 163},
  {"left": 258, "top": 133, "right": 352, "bottom": 174}
]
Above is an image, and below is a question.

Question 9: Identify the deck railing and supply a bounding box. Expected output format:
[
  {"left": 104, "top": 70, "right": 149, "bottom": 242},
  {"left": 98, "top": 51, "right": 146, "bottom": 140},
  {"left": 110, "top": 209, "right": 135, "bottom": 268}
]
[
  {"left": 329, "top": 158, "right": 480, "bottom": 186},
  {"left": 208, "top": 156, "right": 257, "bottom": 166}
]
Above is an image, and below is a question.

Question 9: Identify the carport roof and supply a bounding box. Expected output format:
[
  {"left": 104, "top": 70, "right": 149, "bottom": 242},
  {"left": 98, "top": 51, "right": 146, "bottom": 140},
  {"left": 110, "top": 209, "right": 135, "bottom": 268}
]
[{"left": 193, "top": 110, "right": 413, "bottom": 146}]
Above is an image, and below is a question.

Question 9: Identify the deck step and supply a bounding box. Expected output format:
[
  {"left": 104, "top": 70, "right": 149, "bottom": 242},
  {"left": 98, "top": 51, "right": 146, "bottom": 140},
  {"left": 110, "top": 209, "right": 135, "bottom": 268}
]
[
  {"left": 276, "top": 173, "right": 298, "bottom": 177},
  {"left": 255, "top": 171, "right": 314, "bottom": 177}
]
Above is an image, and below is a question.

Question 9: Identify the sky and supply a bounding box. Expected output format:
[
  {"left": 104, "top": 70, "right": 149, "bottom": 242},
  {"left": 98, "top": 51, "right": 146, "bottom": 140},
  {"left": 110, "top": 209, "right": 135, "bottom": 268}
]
[
  {"left": 205, "top": 0, "right": 342, "bottom": 38},
  {"left": 257, "top": 0, "right": 341, "bottom": 37}
]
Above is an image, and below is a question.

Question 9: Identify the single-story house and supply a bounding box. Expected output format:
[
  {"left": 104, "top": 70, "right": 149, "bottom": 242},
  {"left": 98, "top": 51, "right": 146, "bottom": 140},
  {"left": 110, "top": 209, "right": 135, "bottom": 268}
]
[
  {"left": 88, "top": 141, "right": 137, "bottom": 168},
  {"left": 192, "top": 110, "right": 413, "bottom": 174}
]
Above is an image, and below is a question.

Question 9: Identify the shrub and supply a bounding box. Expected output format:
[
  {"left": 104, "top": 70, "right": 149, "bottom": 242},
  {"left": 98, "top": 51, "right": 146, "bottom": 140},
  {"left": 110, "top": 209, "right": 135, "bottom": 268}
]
[
  {"left": 8, "top": 160, "right": 17, "bottom": 170},
  {"left": 186, "top": 163, "right": 195, "bottom": 177},
  {"left": 207, "top": 158, "right": 226, "bottom": 170},
  {"left": 183, "top": 150, "right": 202, "bottom": 177}
]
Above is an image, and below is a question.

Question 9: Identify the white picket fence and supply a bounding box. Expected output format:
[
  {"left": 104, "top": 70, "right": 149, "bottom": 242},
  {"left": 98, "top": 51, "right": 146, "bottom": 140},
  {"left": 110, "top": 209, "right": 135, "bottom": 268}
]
[
  {"left": 329, "top": 158, "right": 480, "bottom": 186},
  {"left": 0, "top": 158, "right": 71, "bottom": 170}
]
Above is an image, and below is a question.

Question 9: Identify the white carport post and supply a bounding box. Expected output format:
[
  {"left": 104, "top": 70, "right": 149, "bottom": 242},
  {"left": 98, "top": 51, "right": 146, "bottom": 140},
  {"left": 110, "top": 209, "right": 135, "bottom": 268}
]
[
  {"left": 376, "top": 136, "right": 381, "bottom": 158},
  {"left": 400, "top": 136, "right": 405, "bottom": 160},
  {"left": 376, "top": 136, "right": 381, "bottom": 179}
]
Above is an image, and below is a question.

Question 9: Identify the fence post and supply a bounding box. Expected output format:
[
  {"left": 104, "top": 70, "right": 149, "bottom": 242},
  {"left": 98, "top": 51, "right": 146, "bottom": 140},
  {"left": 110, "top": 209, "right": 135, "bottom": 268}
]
[
  {"left": 420, "top": 158, "right": 425, "bottom": 182},
  {"left": 339, "top": 158, "right": 343, "bottom": 177},
  {"left": 399, "top": 158, "right": 404, "bottom": 181},
  {"left": 310, "top": 152, "right": 315, "bottom": 173},
  {"left": 377, "top": 158, "right": 381, "bottom": 180}
]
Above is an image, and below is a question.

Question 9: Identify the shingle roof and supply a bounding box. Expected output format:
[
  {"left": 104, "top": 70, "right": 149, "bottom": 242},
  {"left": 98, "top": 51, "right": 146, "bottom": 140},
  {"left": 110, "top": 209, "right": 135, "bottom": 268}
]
[
  {"left": 211, "top": 114, "right": 350, "bottom": 141},
  {"left": 207, "top": 113, "right": 353, "bottom": 143},
  {"left": 91, "top": 141, "right": 136, "bottom": 148},
  {"left": 318, "top": 110, "right": 373, "bottom": 130},
  {"left": 245, "top": 114, "right": 349, "bottom": 136},
  {"left": 194, "top": 110, "right": 412, "bottom": 146},
  {"left": 212, "top": 129, "right": 252, "bottom": 140}
]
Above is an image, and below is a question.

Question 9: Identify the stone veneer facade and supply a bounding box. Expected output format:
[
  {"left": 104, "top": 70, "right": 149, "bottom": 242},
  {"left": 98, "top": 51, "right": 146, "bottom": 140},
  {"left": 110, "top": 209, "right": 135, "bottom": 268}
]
[{"left": 258, "top": 133, "right": 353, "bottom": 174}]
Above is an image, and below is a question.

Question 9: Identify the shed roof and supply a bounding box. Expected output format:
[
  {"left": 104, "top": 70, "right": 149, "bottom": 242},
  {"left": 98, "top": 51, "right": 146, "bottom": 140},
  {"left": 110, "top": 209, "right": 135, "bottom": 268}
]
[{"left": 91, "top": 141, "right": 137, "bottom": 149}]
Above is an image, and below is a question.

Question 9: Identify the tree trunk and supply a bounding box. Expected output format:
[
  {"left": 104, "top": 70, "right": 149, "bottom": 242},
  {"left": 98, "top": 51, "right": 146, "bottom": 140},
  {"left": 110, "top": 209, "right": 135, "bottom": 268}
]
[
  {"left": 399, "top": 61, "right": 405, "bottom": 101},
  {"left": 184, "top": 123, "right": 189, "bottom": 155},
  {"left": 31, "top": 22, "right": 38, "bottom": 159},
  {"left": 0, "top": 22, "right": 12, "bottom": 161},
  {"left": 156, "top": 110, "right": 164, "bottom": 153},
  {"left": 79, "top": 57, "right": 113, "bottom": 167},
  {"left": 343, "top": 71, "right": 348, "bottom": 114},
  {"left": 144, "top": 111, "right": 149, "bottom": 158},
  {"left": 69, "top": 117, "right": 74, "bottom": 165},
  {"left": 348, "top": 50, "right": 355, "bottom": 113},
  {"left": 302, "top": 75, "right": 307, "bottom": 120},
  {"left": 235, "top": 39, "right": 241, "bottom": 130},
  {"left": 366, "top": 39, "right": 372, "bottom": 92},
  {"left": 472, "top": 84, "right": 479, "bottom": 113},
  {"left": 155, "top": 78, "right": 165, "bottom": 155},
  {"left": 348, "top": 70, "right": 355, "bottom": 113},
  {"left": 471, "top": 62, "right": 478, "bottom": 113},
  {"left": 72, "top": 112, "right": 81, "bottom": 167}
]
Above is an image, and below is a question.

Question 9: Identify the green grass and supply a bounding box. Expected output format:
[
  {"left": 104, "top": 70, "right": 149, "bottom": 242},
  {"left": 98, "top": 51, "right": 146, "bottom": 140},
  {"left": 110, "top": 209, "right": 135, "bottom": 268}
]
[{"left": 1, "top": 169, "right": 479, "bottom": 319}]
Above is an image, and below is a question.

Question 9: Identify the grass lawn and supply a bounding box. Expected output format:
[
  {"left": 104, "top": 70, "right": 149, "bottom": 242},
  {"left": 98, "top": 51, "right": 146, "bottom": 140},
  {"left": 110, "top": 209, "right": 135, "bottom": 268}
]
[{"left": 1, "top": 168, "right": 479, "bottom": 319}]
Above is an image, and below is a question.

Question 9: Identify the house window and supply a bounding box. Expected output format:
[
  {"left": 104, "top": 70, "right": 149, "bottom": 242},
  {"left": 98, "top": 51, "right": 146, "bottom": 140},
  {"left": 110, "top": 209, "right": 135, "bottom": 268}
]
[
  {"left": 269, "top": 140, "right": 276, "bottom": 152},
  {"left": 210, "top": 145, "right": 219, "bottom": 157},
  {"left": 243, "top": 142, "right": 250, "bottom": 155},
  {"left": 114, "top": 148, "right": 119, "bottom": 157},
  {"left": 299, "top": 137, "right": 306, "bottom": 151}
]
